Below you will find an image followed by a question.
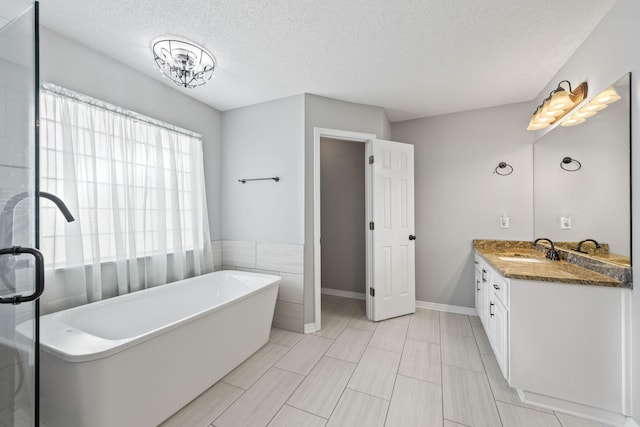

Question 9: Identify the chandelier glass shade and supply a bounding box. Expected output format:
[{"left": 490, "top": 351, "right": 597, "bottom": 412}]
[{"left": 152, "top": 38, "right": 216, "bottom": 88}]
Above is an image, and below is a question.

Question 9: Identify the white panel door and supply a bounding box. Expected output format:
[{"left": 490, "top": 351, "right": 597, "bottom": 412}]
[{"left": 369, "top": 139, "right": 415, "bottom": 321}]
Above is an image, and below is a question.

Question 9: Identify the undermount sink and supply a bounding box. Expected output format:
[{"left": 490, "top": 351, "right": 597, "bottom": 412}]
[{"left": 498, "top": 256, "right": 543, "bottom": 263}]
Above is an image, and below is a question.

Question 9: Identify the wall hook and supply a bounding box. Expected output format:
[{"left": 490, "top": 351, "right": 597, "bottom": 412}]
[
  {"left": 560, "top": 157, "right": 581, "bottom": 172},
  {"left": 494, "top": 162, "right": 513, "bottom": 176}
]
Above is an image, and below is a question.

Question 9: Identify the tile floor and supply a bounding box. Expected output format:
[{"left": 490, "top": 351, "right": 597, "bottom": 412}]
[{"left": 161, "top": 294, "right": 611, "bottom": 427}]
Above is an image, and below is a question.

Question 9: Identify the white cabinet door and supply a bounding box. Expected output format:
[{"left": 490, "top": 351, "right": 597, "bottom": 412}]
[
  {"left": 492, "top": 299, "right": 509, "bottom": 379},
  {"left": 475, "top": 254, "right": 509, "bottom": 380},
  {"left": 479, "top": 264, "right": 491, "bottom": 329},
  {"left": 370, "top": 139, "right": 415, "bottom": 321},
  {"left": 474, "top": 261, "right": 482, "bottom": 316}
]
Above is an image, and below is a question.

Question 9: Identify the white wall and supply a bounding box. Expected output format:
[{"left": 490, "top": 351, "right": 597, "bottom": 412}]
[
  {"left": 391, "top": 102, "right": 534, "bottom": 308},
  {"left": 304, "top": 94, "right": 389, "bottom": 323},
  {"left": 528, "top": 0, "right": 639, "bottom": 421},
  {"left": 221, "top": 94, "right": 305, "bottom": 244},
  {"left": 39, "top": 27, "right": 223, "bottom": 239},
  {"left": 320, "top": 137, "right": 366, "bottom": 294}
]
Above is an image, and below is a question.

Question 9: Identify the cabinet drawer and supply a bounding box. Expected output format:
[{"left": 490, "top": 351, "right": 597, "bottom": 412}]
[
  {"left": 474, "top": 255, "right": 483, "bottom": 274},
  {"left": 492, "top": 274, "right": 509, "bottom": 307}
]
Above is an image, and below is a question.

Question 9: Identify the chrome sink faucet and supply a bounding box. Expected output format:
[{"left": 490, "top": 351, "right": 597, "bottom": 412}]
[
  {"left": 533, "top": 238, "right": 560, "bottom": 261},
  {"left": 576, "top": 239, "right": 601, "bottom": 254}
]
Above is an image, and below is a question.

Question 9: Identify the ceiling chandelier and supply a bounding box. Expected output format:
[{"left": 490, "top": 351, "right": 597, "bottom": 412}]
[
  {"left": 527, "top": 80, "right": 588, "bottom": 130},
  {"left": 152, "top": 38, "right": 216, "bottom": 88}
]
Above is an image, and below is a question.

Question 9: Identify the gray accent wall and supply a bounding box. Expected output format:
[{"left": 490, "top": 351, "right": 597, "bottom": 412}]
[
  {"left": 320, "top": 137, "right": 366, "bottom": 294},
  {"left": 391, "top": 102, "right": 535, "bottom": 308},
  {"left": 39, "top": 27, "right": 223, "bottom": 240},
  {"left": 304, "top": 94, "right": 390, "bottom": 323},
  {"left": 221, "top": 95, "right": 305, "bottom": 244}
]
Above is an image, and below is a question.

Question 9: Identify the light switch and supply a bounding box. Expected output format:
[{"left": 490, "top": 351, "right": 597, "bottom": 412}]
[
  {"left": 561, "top": 216, "right": 572, "bottom": 230},
  {"left": 499, "top": 216, "right": 509, "bottom": 229}
]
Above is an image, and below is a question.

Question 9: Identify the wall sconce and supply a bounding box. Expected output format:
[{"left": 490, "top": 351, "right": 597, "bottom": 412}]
[
  {"left": 527, "top": 80, "right": 588, "bottom": 130},
  {"left": 560, "top": 86, "right": 621, "bottom": 127}
]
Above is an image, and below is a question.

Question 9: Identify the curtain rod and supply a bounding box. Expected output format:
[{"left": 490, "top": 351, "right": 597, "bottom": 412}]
[{"left": 41, "top": 82, "right": 202, "bottom": 140}]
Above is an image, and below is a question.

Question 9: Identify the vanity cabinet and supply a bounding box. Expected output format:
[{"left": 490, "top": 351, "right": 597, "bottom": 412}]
[
  {"left": 474, "top": 251, "right": 631, "bottom": 419},
  {"left": 475, "top": 254, "right": 509, "bottom": 378}
]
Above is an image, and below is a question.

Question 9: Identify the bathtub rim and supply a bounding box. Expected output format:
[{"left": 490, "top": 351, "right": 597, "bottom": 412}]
[{"left": 19, "top": 270, "right": 280, "bottom": 363}]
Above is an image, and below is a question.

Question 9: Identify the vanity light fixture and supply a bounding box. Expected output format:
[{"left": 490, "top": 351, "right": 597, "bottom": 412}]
[
  {"left": 152, "top": 37, "right": 216, "bottom": 88},
  {"left": 561, "top": 85, "right": 621, "bottom": 127},
  {"left": 527, "top": 80, "right": 588, "bottom": 130}
]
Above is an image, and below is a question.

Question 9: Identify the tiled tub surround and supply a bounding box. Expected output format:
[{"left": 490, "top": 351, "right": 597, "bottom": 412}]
[
  {"left": 221, "top": 240, "right": 304, "bottom": 332},
  {"left": 473, "top": 239, "right": 632, "bottom": 288}
]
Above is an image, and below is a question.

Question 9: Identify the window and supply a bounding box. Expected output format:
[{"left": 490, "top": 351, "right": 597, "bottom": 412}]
[{"left": 39, "top": 83, "right": 212, "bottom": 276}]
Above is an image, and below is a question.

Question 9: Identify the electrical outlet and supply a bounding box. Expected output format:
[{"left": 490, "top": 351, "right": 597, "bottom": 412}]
[
  {"left": 561, "top": 216, "right": 572, "bottom": 230},
  {"left": 499, "top": 216, "right": 510, "bottom": 229}
]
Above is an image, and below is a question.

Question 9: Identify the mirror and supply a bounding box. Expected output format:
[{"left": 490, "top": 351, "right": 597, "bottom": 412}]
[{"left": 533, "top": 73, "right": 631, "bottom": 263}]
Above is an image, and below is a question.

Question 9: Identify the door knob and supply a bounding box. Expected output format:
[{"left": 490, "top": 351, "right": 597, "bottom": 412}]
[{"left": 409, "top": 235, "right": 416, "bottom": 241}]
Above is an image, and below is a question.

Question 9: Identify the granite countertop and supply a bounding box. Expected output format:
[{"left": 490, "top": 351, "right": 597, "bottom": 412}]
[
  {"left": 473, "top": 240, "right": 627, "bottom": 288},
  {"left": 553, "top": 242, "right": 630, "bottom": 266}
]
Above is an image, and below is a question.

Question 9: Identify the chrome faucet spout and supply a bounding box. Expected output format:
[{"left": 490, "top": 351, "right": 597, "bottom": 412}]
[{"left": 533, "top": 238, "right": 560, "bottom": 261}]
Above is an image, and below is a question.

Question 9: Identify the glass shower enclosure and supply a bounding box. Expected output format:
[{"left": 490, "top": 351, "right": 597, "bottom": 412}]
[{"left": 0, "top": 1, "right": 41, "bottom": 426}]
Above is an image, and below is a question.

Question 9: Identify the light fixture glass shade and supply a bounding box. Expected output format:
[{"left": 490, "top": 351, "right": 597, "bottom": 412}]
[
  {"left": 594, "top": 87, "right": 621, "bottom": 104},
  {"left": 548, "top": 90, "right": 573, "bottom": 111},
  {"left": 581, "top": 102, "right": 608, "bottom": 112},
  {"left": 561, "top": 117, "right": 586, "bottom": 126},
  {"left": 152, "top": 38, "right": 216, "bottom": 88},
  {"left": 540, "top": 106, "right": 564, "bottom": 118},
  {"left": 572, "top": 110, "right": 597, "bottom": 119},
  {"left": 527, "top": 119, "right": 549, "bottom": 130},
  {"left": 533, "top": 115, "right": 553, "bottom": 124}
]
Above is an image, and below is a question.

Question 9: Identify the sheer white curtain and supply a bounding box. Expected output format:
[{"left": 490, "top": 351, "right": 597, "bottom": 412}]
[{"left": 39, "top": 83, "right": 213, "bottom": 313}]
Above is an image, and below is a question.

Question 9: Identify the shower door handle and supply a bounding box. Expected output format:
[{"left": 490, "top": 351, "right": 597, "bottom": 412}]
[{"left": 0, "top": 246, "right": 45, "bottom": 304}]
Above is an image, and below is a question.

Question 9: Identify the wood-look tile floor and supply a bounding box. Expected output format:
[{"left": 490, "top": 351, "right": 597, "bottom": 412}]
[{"left": 161, "top": 295, "right": 611, "bottom": 427}]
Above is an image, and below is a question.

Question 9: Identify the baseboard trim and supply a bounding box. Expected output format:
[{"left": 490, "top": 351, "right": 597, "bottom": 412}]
[
  {"left": 518, "top": 389, "right": 629, "bottom": 426},
  {"left": 415, "top": 300, "right": 478, "bottom": 316},
  {"left": 304, "top": 322, "right": 320, "bottom": 334},
  {"left": 321, "top": 288, "right": 366, "bottom": 300},
  {"left": 320, "top": 288, "right": 478, "bottom": 317}
]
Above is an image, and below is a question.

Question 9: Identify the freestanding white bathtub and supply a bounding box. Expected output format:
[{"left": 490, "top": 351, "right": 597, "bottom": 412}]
[{"left": 20, "top": 270, "right": 280, "bottom": 427}]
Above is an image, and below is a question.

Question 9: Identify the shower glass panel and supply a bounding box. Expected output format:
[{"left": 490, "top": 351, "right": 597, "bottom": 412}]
[{"left": 0, "top": 1, "right": 39, "bottom": 426}]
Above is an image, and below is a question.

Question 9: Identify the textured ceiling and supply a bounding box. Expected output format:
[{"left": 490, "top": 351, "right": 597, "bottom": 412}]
[{"left": 38, "top": 0, "right": 617, "bottom": 121}]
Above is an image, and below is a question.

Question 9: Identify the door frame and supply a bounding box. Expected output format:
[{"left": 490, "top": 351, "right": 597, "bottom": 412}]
[{"left": 313, "top": 127, "right": 376, "bottom": 331}]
